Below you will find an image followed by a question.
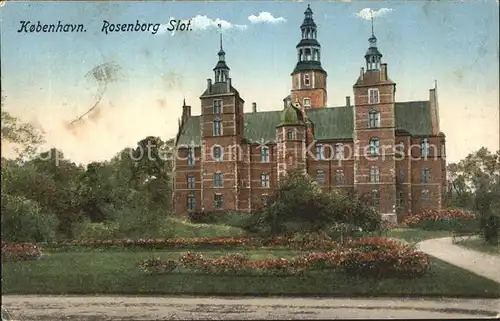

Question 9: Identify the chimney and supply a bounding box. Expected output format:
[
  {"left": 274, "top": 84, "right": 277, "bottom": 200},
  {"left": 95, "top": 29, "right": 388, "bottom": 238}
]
[
  {"left": 252, "top": 102, "right": 257, "bottom": 113},
  {"left": 380, "top": 63, "right": 388, "bottom": 81},
  {"left": 360, "top": 67, "right": 364, "bottom": 81},
  {"left": 227, "top": 77, "right": 232, "bottom": 92},
  {"left": 206, "top": 79, "right": 212, "bottom": 94},
  {"left": 345, "top": 96, "right": 351, "bottom": 107}
]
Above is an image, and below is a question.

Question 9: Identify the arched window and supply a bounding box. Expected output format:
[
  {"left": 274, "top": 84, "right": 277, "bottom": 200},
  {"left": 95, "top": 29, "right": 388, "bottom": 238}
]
[
  {"left": 368, "top": 110, "right": 380, "bottom": 128},
  {"left": 369, "top": 137, "right": 380, "bottom": 156},
  {"left": 316, "top": 169, "right": 325, "bottom": 185},
  {"left": 335, "top": 169, "right": 345, "bottom": 185},
  {"left": 261, "top": 146, "right": 270, "bottom": 162},
  {"left": 213, "top": 145, "right": 223, "bottom": 161}
]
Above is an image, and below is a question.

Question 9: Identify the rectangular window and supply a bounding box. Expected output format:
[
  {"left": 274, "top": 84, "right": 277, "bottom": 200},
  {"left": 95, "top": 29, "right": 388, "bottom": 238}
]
[
  {"left": 187, "top": 194, "right": 196, "bottom": 211},
  {"left": 335, "top": 170, "right": 345, "bottom": 185},
  {"left": 261, "top": 146, "right": 270, "bottom": 162},
  {"left": 369, "top": 138, "right": 380, "bottom": 156},
  {"left": 316, "top": 169, "right": 325, "bottom": 185},
  {"left": 214, "top": 173, "right": 223, "bottom": 187},
  {"left": 303, "top": 74, "right": 310, "bottom": 86},
  {"left": 316, "top": 144, "right": 325, "bottom": 160},
  {"left": 421, "top": 168, "right": 430, "bottom": 183},
  {"left": 303, "top": 98, "right": 311, "bottom": 108},
  {"left": 187, "top": 148, "right": 195, "bottom": 166},
  {"left": 396, "top": 191, "right": 404, "bottom": 208},
  {"left": 287, "top": 129, "right": 296, "bottom": 140},
  {"left": 261, "top": 173, "right": 270, "bottom": 188},
  {"left": 335, "top": 144, "right": 344, "bottom": 160},
  {"left": 213, "top": 146, "right": 223, "bottom": 161},
  {"left": 369, "top": 111, "right": 380, "bottom": 128},
  {"left": 214, "top": 194, "right": 223, "bottom": 209},
  {"left": 421, "top": 138, "right": 430, "bottom": 158},
  {"left": 398, "top": 169, "right": 405, "bottom": 184},
  {"left": 213, "top": 99, "right": 222, "bottom": 114},
  {"left": 213, "top": 120, "right": 222, "bottom": 136},
  {"left": 370, "top": 166, "right": 380, "bottom": 183},
  {"left": 368, "top": 88, "right": 380, "bottom": 104},
  {"left": 187, "top": 175, "right": 195, "bottom": 189}
]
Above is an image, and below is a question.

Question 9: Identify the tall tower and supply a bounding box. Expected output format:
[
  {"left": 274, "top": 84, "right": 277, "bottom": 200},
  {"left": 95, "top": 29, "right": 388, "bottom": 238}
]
[
  {"left": 199, "top": 26, "right": 245, "bottom": 212},
  {"left": 353, "top": 14, "right": 397, "bottom": 223},
  {"left": 290, "top": 5, "right": 327, "bottom": 109}
]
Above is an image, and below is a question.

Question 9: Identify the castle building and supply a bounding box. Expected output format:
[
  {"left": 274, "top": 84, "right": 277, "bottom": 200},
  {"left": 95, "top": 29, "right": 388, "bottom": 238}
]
[{"left": 173, "top": 5, "right": 447, "bottom": 222}]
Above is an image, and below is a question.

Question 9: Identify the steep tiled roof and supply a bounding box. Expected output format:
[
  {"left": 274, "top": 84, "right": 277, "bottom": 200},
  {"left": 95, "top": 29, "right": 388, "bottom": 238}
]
[{"left": 176, "top": 101, "right": 433, "bottom": 146}]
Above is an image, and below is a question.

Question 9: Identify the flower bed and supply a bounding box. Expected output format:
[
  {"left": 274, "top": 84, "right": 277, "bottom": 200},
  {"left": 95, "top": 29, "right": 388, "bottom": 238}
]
[
  {"left": 45, "top": 233, "right": 346, "bottom": 251},
  {"left": 403, "top": 209, "right": 477, "bottom": 231},
  {"left": 1, "top": 242, "right": 42, "bottom": 262},
  {"left": 137, "top": 237, "right": 430, "bottom": 279}
]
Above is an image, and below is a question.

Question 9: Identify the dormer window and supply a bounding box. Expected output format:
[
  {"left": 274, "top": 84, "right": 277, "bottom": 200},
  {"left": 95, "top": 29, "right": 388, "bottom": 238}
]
[
  {"left": 303, "top": 74, "right": 310, "bottom": 86},
  {"left": 303, "top": 98, "right": 311, "bottom": 109},
  {"left": 368, "top": 88, "right": 380, "bottom": 104}
]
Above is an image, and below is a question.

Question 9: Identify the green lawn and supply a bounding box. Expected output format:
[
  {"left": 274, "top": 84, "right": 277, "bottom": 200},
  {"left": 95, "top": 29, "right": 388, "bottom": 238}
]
[
  {"left": 456, "top": 238, "right": 500, "bottom": 255},
  {"left": 2, "top": 248, "right": 499, "bottom": 298},
  {"left": 385, "top": 228, "right": 453, "bottom": 243}
]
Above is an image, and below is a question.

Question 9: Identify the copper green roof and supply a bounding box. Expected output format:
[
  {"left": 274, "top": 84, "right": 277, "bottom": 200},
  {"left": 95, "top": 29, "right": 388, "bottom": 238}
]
[
  {"left": 280, "top": 105, "right": 304, "bottom": 125},
  {"left": 176, "top": 101, "right": 434, "bottom": 146}
]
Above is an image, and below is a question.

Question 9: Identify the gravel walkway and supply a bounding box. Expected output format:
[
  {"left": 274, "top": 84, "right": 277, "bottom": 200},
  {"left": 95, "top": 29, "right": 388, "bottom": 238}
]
[{"left": 418, "top": 237, "right": 500, "bottom": 284}]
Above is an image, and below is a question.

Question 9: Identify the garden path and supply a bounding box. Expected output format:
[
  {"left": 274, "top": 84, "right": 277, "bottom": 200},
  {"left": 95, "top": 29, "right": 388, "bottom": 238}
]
[{"left": 418, "top": 237, "right": 500, "bottom": 284}]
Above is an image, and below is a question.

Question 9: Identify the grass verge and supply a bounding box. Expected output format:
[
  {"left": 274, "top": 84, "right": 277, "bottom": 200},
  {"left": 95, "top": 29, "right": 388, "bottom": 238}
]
[
  {"left": 456, "top": 238, "right": 500, "bottom": 256},
  {"left": 2, "top": 249, "right": 499, "bottom": 298},
  {"left": 386, "top": 228, "right": 453, "bottom": 243}
]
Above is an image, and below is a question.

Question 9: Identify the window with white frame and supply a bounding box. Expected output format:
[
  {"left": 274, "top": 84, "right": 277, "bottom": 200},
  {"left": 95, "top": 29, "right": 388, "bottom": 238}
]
[
  {"left": 369, "top": 137, "right": 380, "bottom": 156},
  {"left": 315, "top": 143, "right": 325, "bottom": 160},
  {"left": 214, "top": 172, "right": 224, "bottom": 187},
  {"left": 370, "top": 166, "right": 380, "bottom": 183},
  {"left": 316, "top": 169, "right": 325, "bottom": 185},
  {"left": 261, "top": 146, "right": 270, "bottom": 162},
  {"left": 213, "top": 99, "right": 222, "bottom": 114},
  {"left": 303, "top": 74, "right": 310, "bottom": 86},
  {"left": 187, "top": 175, "right": 195, "bottom": 189},
  {"left": 213, "top": 146, "right": 223, "bottom": 161},
  {"left": 287, "top": 129, "right": 296, "bottom": 140},
  {"left": 368, "top": 110, "right": 380, "bottom": 128},
  {"left": 368, "top": 88, "right": 380, "bottom": 104},
  {"left": 261, "top": 173, "right": 270, "bottom": 188},
  {"left": 303, "top": 98, "right": 311, "bottom": 108},
  {"left": 213, "top": 119, "right": 222, "bottom": 136}
]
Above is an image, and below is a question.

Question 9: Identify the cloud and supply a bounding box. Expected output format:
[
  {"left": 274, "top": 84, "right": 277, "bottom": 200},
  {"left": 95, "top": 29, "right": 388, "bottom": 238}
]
[
  {"left": 355, "top": 8, "right": 394, "bottom": 20},
  {"left": 157, "top": 15, "right": 247, "bottom": 35},
  {"left": 248, "top": 12, "right": 286, "bottom": 24}
]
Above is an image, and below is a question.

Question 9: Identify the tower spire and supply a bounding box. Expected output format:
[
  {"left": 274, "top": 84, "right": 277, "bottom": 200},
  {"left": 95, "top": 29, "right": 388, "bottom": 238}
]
[
  {"left": 364, "top": 11, "right": 383, "bottom": 72},
  {"left": 292, "top": 4, "right": 325, "bottom": 74},
  {"left": 213, "top": 23, "right": 230, "bottom": 83}
]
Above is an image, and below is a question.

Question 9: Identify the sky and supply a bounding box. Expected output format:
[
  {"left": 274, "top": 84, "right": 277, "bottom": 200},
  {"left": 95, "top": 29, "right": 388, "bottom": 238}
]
[{"left": 1, "top": 0, "right": 499, "bottom": 165}]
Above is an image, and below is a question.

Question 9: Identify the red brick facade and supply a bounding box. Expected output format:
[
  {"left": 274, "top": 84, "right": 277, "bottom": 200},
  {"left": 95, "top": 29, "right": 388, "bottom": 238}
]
[{"left": 172, "top": 6, "right": 447, "bottom": 223}]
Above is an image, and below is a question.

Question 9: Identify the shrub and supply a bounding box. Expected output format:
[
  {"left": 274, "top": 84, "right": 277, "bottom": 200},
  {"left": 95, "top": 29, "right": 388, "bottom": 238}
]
[
  {"left": 72, "top": 219, "right": 119, "bottom": 240},
  {"left": 1, "top": 194, "right": 58, "bottom": 243},
  {"left": 403, "top": 209, "right": 478, "bottom": 231},
  {"left": 2, "top": 242, "right": 43, "bottom": 262}
]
